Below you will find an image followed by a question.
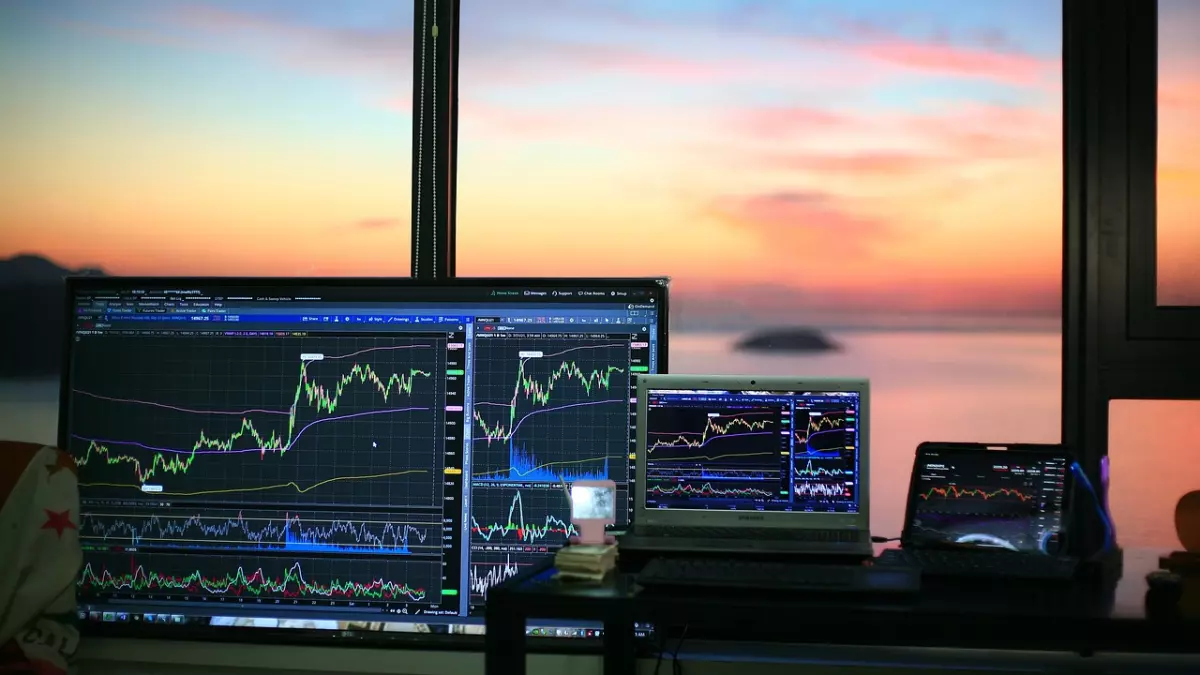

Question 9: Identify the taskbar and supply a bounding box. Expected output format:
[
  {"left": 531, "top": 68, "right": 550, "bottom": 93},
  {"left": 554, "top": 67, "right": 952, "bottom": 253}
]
[{"left": 77, "top": 604, "right": 655, "bottom": 640}]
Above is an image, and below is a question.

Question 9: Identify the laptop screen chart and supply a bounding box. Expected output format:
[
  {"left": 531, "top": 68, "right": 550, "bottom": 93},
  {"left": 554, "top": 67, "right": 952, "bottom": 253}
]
[{"left": 644, "top": 389, "right": 860, "bottom": 513}]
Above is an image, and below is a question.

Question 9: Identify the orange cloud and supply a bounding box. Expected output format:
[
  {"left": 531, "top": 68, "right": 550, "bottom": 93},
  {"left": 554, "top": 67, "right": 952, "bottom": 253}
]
[{"left": 709, "top": 190, "right": 888, "bottom": 248}]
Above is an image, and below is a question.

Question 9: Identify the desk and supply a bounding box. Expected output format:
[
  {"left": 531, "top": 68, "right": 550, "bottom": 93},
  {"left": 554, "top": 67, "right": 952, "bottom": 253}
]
[{"left": 484, "top": 549, "right": 1200, "bottom": 675}]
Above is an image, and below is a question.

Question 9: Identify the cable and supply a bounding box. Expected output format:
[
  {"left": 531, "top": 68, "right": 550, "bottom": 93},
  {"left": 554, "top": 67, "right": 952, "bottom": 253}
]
[
  {"left": 671, "top": 625, "right": 689, "bottom": 675},
  {"left": 870, "top": 535, "right": 900, "bottom": 543},
  {"left": 1070, "top": 461, "right": 1115, "bottom": 555},
  {"left": 653, "top": 626, "right": 668, "bottom": 675}
]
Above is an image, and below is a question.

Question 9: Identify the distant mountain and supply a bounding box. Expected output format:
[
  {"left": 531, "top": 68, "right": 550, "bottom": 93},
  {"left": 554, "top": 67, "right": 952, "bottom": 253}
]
[{"left": 0, "top": 254, "right": 106, "bottom": 378}]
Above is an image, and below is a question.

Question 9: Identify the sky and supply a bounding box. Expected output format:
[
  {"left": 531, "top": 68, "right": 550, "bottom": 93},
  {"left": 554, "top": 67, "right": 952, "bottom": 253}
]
[{"left": 0, "top": 0, "right": 1195, "bottom": 318}]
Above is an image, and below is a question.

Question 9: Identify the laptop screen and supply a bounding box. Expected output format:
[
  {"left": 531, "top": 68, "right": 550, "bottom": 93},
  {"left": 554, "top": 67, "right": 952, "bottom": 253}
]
[
  {"left": 906, "top": 447, "right": 1072, "bottom": 554},
  {"left": 643, "top": 388, "right": 861, "bottom": 513}
]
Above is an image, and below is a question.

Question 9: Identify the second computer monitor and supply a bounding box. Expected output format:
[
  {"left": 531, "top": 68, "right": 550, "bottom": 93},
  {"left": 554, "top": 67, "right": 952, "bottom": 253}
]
[{"left": 60, "top": 277, "right": 666, "bottom": 629}]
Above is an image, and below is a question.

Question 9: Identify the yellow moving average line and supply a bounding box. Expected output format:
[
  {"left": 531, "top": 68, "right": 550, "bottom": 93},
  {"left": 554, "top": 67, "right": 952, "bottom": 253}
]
[{"left": 79, "top": 468, "right": 429, "bottom": 497}]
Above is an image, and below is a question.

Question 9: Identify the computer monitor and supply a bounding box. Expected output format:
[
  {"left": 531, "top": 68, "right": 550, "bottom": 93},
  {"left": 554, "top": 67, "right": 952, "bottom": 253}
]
[
  {"left": 902, "top": 442, "right": 1074, "bottom": 555},
  {"left": 60, "top": 277, "right": 666, "bottom": 634},
  {"left": 634, "top": 375, "right": 868, "bottom": 531}
]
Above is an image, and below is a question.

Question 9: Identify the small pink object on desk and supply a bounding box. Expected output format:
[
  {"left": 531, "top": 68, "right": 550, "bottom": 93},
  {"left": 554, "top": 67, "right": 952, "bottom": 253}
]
[{"left": 568, "top": 480, "right": 616, "bottom": 545}]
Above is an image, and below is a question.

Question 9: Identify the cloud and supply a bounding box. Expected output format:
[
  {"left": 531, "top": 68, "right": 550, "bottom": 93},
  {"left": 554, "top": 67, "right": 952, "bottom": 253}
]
[
  {"left": 736, "top": 106, "right": 848, "bottom": 139},
  {"left": 349, "top": 217, "right": 403, "bottom": 231},
  {"left": 857, "top": 39, "right": 1050, "bottom": 86},
  {"left": 709, "top": 190, "right": 888, "bottom": 247}
]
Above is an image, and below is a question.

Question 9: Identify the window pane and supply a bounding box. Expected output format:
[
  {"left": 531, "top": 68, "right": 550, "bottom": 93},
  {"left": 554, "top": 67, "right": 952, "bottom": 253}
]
[
  {"left": 458, "top": 1, "right": 1062, "bottom": 537},
  {"left": 0, "top": 0, "right": 413, "bottom": 444},
  {"left": 1157, "top": 0, "right": 1200, "bottom": 305},
  {"left": 1108, "top": 400, "right": 1200, "bottom": 559}
]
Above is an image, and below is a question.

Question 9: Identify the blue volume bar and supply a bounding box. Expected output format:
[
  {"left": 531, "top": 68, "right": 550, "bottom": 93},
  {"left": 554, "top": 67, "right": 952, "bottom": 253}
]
[{"left": 475, "top": 440, "right": 611, "bottom": 482}]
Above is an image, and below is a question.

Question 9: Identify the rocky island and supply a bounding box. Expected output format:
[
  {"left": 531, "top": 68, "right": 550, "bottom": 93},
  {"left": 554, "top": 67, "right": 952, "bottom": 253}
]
[{"left": 734, "top": 327, "right": 839, "bottom": 353}]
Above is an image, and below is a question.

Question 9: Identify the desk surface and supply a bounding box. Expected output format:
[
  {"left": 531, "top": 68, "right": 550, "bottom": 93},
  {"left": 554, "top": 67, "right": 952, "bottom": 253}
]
[{"left": 489, "top": 547, "right": 1198, "bottom": 656}]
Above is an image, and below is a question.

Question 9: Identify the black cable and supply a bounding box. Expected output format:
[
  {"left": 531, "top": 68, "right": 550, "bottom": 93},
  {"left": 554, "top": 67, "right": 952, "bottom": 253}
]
[
  {"left": 870, "top": 535, "right": 900, "bottom": 543},
  {"left": 671, "top": 625, "right": 689, "bottom": 675},
  {"left": 653, "top": 627, "right": 668, "bottom": 675}
]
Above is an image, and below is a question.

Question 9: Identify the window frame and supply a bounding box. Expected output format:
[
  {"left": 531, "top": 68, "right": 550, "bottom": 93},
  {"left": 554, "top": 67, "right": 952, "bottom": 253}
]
[{"left": 1127, "top": 1, "right": 1200, "bottom": 341}]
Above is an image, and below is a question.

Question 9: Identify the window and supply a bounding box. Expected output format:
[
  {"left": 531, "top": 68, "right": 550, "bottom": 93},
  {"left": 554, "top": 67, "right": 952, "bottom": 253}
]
[
  {"left": 0, "top": 1, "right": 413, "bottom": 444},
  {"left": 1108, "top": 399, "right": 1200, "bottom": 553},
  {"left": 457, "top": 0, "right": 1063, "bottom": 536},
  {"left": 1157, "top": 0, "right": 1200, "bottom": 306}
]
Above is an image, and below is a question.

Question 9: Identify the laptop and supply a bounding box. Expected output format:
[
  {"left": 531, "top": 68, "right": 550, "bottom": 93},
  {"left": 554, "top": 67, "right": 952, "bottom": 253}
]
[
  {"left": 621, "top": 375, "right": 873, "bottom": 556},
  {"left": 898, "top": 442, "right": 1076, "bottom": 555}
]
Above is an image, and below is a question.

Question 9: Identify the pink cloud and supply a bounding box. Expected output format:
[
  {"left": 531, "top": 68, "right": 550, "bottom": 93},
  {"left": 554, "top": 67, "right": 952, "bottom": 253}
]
[
  {"left": 736, "top": 107, "right": 848, "bottom": 138},
  {"left": 346, "top": 217, "right": 405, "bottom": 231},
  {"left": 710, "top": 190, "right": 888, "bottom": 248},
  {"left": 858, "top": 39, "right": 1051, "bottom": 85},
  {"left": 772, "top": 151, "right": 935, "bottom": 174}
]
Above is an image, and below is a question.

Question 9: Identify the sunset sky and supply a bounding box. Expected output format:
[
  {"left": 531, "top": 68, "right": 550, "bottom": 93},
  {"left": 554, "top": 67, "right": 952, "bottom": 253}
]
[{"left": 0, "top": 0, "right": 1196, "bottom": 316}]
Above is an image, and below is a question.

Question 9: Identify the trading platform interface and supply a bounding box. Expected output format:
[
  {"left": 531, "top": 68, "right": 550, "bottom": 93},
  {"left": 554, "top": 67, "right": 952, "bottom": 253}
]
[
  {"left": 63, "top": 279, "right": 663, "bottom": 633},
  {"left": 643, "top": 389, "right": 860, "bottom": 513},
  {"left": 907, "top": 450, "right": 1071, "bottom": 554}
]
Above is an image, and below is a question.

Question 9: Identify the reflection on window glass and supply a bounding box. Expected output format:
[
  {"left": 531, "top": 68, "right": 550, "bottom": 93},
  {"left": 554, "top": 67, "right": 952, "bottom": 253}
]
[
  {"left": 0, "top": 1, "right": 413, "bottom": 443},
  {"left": 1109, "top": 399, "right": 1200, "bottom": 551},
  {"left": 458, "top": 0, "right": 1063, "bottom": 536},
  {"left": 1157, "top": 0, "right": 1200, "bottom": 305}
]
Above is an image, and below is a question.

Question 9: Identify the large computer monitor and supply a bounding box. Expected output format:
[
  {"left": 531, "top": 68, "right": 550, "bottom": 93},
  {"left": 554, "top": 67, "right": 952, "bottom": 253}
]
[{"left": 60, "top": 277, "right": 667, "bottom": 636}]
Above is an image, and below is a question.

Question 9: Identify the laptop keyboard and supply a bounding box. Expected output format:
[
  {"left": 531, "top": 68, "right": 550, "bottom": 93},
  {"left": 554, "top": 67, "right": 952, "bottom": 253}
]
[{"left": 639, "top": 526, "right": 861, "bottom": 543}]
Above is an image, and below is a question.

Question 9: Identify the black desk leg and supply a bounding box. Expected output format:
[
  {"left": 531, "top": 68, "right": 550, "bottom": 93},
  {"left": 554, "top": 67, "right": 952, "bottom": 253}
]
[
  {"left": 485, "top": 596, "right": 526, "bottom": 675},
  {"left": 603, "top": 613, "right": 636, "bottom": 675}
]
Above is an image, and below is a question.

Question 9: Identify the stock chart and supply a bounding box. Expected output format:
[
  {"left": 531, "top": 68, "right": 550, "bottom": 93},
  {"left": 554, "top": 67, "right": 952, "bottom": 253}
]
[
  {"left": 78, "top": 551, "right": 440, "bottom": 603},
  {"left": 644, "top": 406, "right": 783, "bottom": 504},
  {"left": 789, "top": 406, "right": 858, "bottom": 505},
  {"left": 68, "top": 336, "right": 445, "bottom": 506},
  {"left": 466, "top": 485, "right": 578, "bottom": 602},
  {"left": 79, "top": 508, "right": 444, "bottom": 556},
  {"left": 469, "top": 335, "right": 630, "bottom": 483}
]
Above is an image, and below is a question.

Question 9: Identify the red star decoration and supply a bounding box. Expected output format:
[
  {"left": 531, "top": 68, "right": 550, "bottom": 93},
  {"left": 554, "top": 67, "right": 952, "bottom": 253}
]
[
  {"left": 41, "top": 509, "right": 77, "bottom": 538},
  {"left": 45, "top": 451, "right": 78, "bottom": 478}
]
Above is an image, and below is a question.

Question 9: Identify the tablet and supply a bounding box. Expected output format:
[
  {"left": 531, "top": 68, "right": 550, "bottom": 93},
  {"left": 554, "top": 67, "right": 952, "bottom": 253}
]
[{"left": 902, "top": 442, "right": 1074, "bottom": 555}]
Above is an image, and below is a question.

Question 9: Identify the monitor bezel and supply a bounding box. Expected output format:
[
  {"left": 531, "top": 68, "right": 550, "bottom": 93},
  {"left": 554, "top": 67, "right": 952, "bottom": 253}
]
[
  {"left": 900, "top": 441, "right": 1076, "bottom": 553},
  {"left": 634, "top": 374, "right": 870, "bottom": 530},
  {"left": 56, "top": 275, "right": 669, "bottom": 639}
]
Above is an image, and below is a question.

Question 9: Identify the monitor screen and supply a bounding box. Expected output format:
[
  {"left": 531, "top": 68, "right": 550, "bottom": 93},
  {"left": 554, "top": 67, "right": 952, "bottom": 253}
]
[
  {"left": 906, "top": 448, "right": 1071, "bottom": 554},
  {"left": 642, "top": 388, "right": 861, "bottom": 513},
  {"left": 61, "top": 278, "right": 665, "bottom": 634}
]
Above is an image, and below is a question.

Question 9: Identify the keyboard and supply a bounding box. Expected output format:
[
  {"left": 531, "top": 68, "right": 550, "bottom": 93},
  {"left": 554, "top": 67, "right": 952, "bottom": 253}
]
[
  {"left": 635, "top": 557, "right": 920, "bottom": 595},
  {"left": 634, "top": 526, "right": 861, "bottom": 543},
  {"left": 877, "top": 548, "right": 1078, "bottom": 581}
]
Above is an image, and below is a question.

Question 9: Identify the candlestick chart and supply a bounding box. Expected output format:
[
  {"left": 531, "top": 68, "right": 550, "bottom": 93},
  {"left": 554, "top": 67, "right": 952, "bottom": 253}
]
[
  {"left": 77, "top": 552, "right": 440, "bottom": 603},
  {"left": 80, "top": 508, "right": 443, "bottom": 556},
  {"left": 645, "top": 407, "right": 780, "bottom": 464},
  {"left": 469, "top": 336, "right": 630, "bottom": 485},
  {"left": 67, "top": 336, "right": 445, "bottom": 506},
  {"left": 913, "top": 483, "right": 1041, "bottom": 517}
]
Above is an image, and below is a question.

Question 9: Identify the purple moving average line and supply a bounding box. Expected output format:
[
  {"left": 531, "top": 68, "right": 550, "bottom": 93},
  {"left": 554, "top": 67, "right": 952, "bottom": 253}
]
[
  {"left": 72, "top": 390, "right": 290, "bottom": 416},
  {"left": 72, "top": 406, "right": 428, "bottom": 455},
  {"left": 471, "top": 398, "right": 624, "bottom": 441},
  {"left": 650, "top": 431, "right": 774, "bottom": 449}
]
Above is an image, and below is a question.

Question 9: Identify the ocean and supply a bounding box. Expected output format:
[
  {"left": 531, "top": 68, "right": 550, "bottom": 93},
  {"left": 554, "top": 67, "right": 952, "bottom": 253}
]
[{"left": 0, "top": 329, "right": 1190, "bottom": 552}]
